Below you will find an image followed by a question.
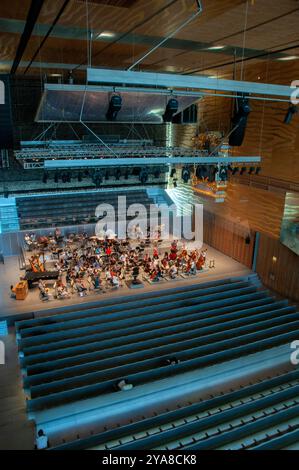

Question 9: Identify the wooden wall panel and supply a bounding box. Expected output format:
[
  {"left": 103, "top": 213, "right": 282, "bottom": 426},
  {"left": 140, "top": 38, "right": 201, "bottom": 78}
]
[
  {"left": 203, "top": 210, "right": 255, "bottom": 269},
  {"left": 171, "top": 124, "right": 198, "bottom": 148},
  {"left": 256, "top": 233, "right": 299, "bottom": 302},
  {"left": 199, "top": 59, "right": 299, "bottom": 184}
]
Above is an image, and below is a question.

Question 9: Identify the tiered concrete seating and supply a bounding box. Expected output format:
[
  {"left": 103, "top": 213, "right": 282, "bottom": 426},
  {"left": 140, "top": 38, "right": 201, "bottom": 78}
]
[
  {"left": 50, "top": 369, "right": 299, "bottom": 450},
  {"left": 16, "top": 276, "right": 299, "bottom": 418},
  {"left": 16, "top": 190, "right": 155, "bottom": 229}
]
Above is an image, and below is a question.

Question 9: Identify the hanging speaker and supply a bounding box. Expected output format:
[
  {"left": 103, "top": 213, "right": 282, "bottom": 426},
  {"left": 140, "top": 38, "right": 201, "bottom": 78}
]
[
  {"left": 106, "top": 94, "right": 122, "bottom": 121},
  {"left": 229, "top": 95, "right": 251, "bottom": 147},
  {"left": 0, "top": 75, "right": 17, "bottom": 149}
]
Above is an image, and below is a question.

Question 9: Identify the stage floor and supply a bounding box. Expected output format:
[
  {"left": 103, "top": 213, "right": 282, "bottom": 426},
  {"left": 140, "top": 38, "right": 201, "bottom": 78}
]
[{"left": 0, "top": 242, "right": 251, "bottom": 322}]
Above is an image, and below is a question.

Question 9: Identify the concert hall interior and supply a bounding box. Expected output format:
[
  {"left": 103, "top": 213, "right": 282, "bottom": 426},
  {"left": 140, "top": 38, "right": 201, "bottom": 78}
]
[{"left": 0, "top": 0, "right": 298, "bottom": 452}]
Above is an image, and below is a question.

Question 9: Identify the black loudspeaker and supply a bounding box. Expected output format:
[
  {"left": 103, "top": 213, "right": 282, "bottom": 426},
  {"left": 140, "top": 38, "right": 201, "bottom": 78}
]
[
  {"left": 106, "top": 94, "right": 122, "bottom": 121},
  {"left": 163, "top": 98, "right": 179, "bottom": 122},
  {"left": 0, "top": 75, "right": 16, "bottom": 149},
  {"left": 229, "top": 95, "right": 251, "bottom": 147}
]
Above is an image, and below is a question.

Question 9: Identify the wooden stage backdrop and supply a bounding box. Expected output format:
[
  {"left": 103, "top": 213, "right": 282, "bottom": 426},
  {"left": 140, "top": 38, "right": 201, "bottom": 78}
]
[
  {"left": 202, "top": 210, "right": 299, "bottom": 302},
  {"left": 256, "top": 233, "right": 299, "bottom": 303},
  {"left": 203, "top": 210, "right": 255, "bottom": 269}
]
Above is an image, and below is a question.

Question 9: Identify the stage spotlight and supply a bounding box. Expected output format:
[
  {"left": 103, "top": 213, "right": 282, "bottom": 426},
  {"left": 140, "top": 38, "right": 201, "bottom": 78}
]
[
  {"left": 154, "top": 168, "right": 161, "bottom": 179},
  {"left": 132, "top": 167, "right": 141, "bottom": 176},
  {"left": 93, "top": 170, "right": 103, "bottom": 187},
  {"left": 219, "top": 166, "right": 228, "bottom": 181},
  {"left": 208, "top": 166, "right": 218, "bottom": 182},
  {"left": 163, "top": 98, "right": 179, "bottom": 123},
  {"left": 195, "top": 166, "right": 202, "bottom": 178},
  {"left": 284, "top": 104, "right": 298, "bottom": 124},
  {"left": 229, "top": 94, "right": 251, "bottom": 146},
  {"left": 248, "top": 166, "right": 255, "bottom": 175},
  {"left": 106, "top": 94, "right": 122, "bottom": 121},
  {"left": 232, "top": 167, "right": 239, "bottom": 175},
  {"left": 182, "top": 167, "right": 191, "bottom": 183},
  {"left": 139, "top": 168, "right": 149, "bottom": 184},
  {"left": 255, "top": 166, "right": 262, "bottom": 175},
  {"left": 170, "top": 168, "right": 177, "bottom": 178},
  {"left": 240, "top": 166, "right": 247, "bottom": 175}
]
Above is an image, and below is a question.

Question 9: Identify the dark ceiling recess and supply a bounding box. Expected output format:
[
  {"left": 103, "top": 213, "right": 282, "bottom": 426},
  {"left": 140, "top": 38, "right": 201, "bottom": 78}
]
[
  {"left": 24, "top": 0, "right": 70, "bottom": 74},
  {"left": 76, "top": 0, "right": 138, "bottom": 6},
  {"left": 10, "top": 0, "right": 45, "bottom": 75}
]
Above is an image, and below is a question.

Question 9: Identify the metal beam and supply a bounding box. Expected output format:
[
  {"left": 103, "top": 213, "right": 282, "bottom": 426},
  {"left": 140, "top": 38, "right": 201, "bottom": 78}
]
[
  {"left": 87, "top": 68, "right": 293, "bottom": 100},
  {"left": 128, "top": 1, "right": 202, "bottom": 71},
  {"left": 44, "top": 156, "right": 261, "bottom": 169},
  {"left": 44, "top": 83, "right": 203, "bottom": 97},
  {"left": 10, "top": 0, "right": 45, "bottom": 75}
]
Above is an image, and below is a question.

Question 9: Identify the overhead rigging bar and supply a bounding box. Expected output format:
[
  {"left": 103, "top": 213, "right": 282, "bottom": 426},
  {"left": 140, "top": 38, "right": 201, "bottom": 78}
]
[
  {"left": 87, "top": 67, "right": 294, "bottom": 101},
  {"left": 44, "top": 156, "right": 261, "bottom": 170},
  {"left": 128, "top": 1, "right": 203, "bottom": 71}
]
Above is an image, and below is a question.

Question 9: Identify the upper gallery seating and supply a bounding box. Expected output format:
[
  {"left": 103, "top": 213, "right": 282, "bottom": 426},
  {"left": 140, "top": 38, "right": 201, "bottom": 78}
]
[
  {"left": 16, "top": 275, "right": 299, "bottom": 421},
  {"left": 16, "top": 190, "right": 155, "bottom": 230}
]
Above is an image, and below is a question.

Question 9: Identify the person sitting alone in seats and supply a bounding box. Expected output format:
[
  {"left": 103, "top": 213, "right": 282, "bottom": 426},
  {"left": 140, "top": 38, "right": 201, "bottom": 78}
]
[
  {"left": 116, "top": 379, "right": 133, "bottom": 392},
  {"left": 38, "top": 280, "right": 49, "bottom": 301},
  {"left": 35, "top": 429, "right": 49, "bottom": 450},
  {"left": 163, "top": 357, "right": 181, "bottom": 366}
]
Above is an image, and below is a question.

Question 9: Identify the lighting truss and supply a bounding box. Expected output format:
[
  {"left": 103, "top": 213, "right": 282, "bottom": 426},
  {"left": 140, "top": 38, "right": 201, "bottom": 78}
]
[{"left": 87, "top": 68, "right": 294, "bottom": 103}]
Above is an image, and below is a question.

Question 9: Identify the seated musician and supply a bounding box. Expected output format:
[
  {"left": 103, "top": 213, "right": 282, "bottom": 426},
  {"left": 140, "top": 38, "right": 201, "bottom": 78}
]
[
  {"left": 93, "top": 274, "right": 101, "bottom": 289},
  {"left": 190, "top": 260, "right": 197, "bottom": 275},
  {"left": 75, "top": 279, "right": 87, "bottom": 295},
  {"left": 169, "top": 263, "right": 178, "bottom": 279},
  {"left": 57, "top": 282, "right": 70, "bottom": 299},
  {"left": 24, "top": 233, "right": 33, "bottom": 250},
  {"left": 10, "top": 285, "right": 16, "bottom": 299},
  {"left": 54, "top": 227, "right": 62, "bottom": 242},
  {"left": 111, "top": 274, "right": 120, "bottom": 288},
  {"left": 196, "top": 253, "right": 205, "bottom": 270},
  {"left": 38, "top": 280, "right": 49, "bottom": 301}
]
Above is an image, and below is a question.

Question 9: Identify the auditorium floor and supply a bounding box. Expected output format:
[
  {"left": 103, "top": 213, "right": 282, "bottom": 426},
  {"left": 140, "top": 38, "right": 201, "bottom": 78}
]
[
  {"left": 0, "top": 330, "right": 35, "bottom": 449},
  {"left": 0, "top": 243, "right": 251, "bottom": 322}
]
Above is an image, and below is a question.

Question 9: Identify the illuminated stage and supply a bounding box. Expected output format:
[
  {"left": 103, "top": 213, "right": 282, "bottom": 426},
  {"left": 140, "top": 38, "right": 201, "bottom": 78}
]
[{"left": 0, "top": 242, "right": 250, "bottom": 323}]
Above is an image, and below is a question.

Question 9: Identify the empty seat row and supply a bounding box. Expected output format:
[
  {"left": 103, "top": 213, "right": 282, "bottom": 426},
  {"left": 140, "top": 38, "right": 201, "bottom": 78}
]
[
  {"left": 15, "top": 277, "right": 299, "bottom": 412},
  {"left": 16, "top": 190, "right": 156, "bottom": 229},
  {"left": 49, "top": 369, "right": 299, "bottom": 450}
]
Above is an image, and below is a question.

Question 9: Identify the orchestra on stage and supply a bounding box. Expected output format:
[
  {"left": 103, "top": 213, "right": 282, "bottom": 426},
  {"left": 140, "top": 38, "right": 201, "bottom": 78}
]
[{"left": 18, "top": 226, "right": 215, "bottom": 302}]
